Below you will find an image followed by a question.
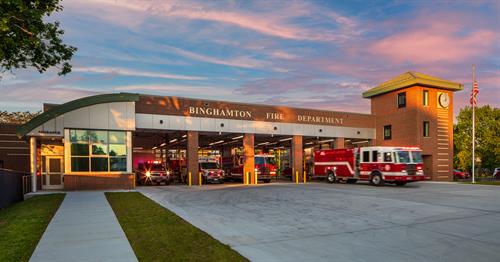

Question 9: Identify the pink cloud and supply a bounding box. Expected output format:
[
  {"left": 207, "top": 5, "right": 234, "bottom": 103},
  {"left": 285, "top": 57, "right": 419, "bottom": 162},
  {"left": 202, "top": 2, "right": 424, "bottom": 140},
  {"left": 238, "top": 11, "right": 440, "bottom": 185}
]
[{"left": 369, "top": 23, "right": 496, "bottom": 64}]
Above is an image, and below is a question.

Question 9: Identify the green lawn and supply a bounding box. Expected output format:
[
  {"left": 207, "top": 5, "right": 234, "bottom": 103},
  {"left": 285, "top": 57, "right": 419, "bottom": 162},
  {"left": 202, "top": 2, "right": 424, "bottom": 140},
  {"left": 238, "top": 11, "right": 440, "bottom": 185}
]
[
  {"left": 462, "top": 181, "right": 500, "bottom": 186},
  {"left": 0, "top": 194, "right": 65, "bottom": 262},
  {"left": 106, "top": 192, "right": 248, "bottom": 262}
]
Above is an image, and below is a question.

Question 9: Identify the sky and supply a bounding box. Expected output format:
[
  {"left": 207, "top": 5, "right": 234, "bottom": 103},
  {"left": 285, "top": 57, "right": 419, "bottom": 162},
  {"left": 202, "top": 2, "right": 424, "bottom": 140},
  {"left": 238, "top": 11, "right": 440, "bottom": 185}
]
[{"left": 1, "top": 0, "right": 499, "bottom": 115}]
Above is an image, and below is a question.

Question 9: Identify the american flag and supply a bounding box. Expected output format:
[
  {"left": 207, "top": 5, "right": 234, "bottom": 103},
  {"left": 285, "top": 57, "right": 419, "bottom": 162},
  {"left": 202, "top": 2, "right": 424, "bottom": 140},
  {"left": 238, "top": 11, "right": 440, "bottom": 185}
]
[{"left": 470, "top": 81, "right": 478, "bottom": 106}]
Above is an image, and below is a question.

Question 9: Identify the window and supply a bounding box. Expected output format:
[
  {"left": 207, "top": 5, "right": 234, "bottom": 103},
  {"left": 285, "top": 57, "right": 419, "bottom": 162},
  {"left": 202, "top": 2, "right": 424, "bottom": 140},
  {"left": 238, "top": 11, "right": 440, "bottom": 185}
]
[
  {"left": 69, "top": 129, "right": 127, "bottom": 173},
  {"left": 423, "top": 121, "right": 430, "bottom": 137},
  {"left": 397, "top": 92, "right": 406, "bottom": 108},
  {"left": 384, "top": 125, "right": 392, "bottom": 140},
  {"left": 423, "top": 90, "right": 429, "bottom": 106},
  {"left": 372, "top": 151, "right": 378, "bottom": 162},
  {"left": 383, "top": 152, "right": 392, "bottom": 162},
  {"left": 362, "top": 151, "right": 370, "bottom": 162}
]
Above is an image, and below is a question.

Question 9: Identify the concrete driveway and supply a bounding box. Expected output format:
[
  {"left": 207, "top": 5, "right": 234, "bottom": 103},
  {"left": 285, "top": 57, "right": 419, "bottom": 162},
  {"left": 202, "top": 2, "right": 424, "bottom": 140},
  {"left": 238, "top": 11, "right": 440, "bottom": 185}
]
[{"left": 138, "top": 182, "right": 500, "bottom": 262}]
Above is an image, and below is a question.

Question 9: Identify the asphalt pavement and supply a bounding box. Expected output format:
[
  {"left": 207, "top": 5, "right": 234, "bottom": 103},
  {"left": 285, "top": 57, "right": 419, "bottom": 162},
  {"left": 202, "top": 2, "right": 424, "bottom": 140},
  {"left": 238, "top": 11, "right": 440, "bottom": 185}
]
[{"left": 139, "top": 181, "right": 500, "bottom": 262}]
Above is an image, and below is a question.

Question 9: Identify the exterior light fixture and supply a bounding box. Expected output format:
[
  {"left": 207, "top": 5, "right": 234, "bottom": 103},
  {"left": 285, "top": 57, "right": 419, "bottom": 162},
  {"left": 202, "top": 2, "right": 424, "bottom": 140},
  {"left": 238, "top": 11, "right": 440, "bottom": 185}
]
[{"left": 232, "top": 135, "right": 243, "bottom": 140}]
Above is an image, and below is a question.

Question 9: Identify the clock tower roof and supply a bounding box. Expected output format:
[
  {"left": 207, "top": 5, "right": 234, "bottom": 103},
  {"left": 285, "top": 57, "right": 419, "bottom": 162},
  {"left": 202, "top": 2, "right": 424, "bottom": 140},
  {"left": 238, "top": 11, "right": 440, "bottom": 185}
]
[{"left": 363, "top": 71, "right": 463, "bottom": 98}]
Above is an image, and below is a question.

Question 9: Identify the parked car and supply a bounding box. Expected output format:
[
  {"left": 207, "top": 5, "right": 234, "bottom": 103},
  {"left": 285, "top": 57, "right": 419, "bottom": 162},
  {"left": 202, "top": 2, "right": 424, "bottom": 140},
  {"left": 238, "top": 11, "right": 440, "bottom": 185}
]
[
  {"left": 453, "top": 169, "right": 469, "bottom": 180},
  {"left": 493, "top": 168, "right": 500, "bottom": 179},
  {"left": 136, "top": 161, "right": 172, "bottom": 185}
]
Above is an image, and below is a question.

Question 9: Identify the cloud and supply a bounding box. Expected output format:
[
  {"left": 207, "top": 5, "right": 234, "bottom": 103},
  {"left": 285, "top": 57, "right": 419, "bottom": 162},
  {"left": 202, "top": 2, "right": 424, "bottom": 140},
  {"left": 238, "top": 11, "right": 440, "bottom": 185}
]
[
  {"left": 162, "top": 46, "right": 268, "bottom": 69},
  {"left": 73, "top": 66, "right": 206, "bottom": 80},
  {"left": 270, "top": 51, "right": 298, "bottom": 60},
  {"left": 113, "top": 83, "right": 233, "bottom": 96},
  {"left": 236, "top": 76, "right": 370, "bottom": 96},
  {"left": 71, "top": 0, "right": 359, "bottom": 42},
  {"left": 369, "top": 21, "right": 497, "bottom": 64}
]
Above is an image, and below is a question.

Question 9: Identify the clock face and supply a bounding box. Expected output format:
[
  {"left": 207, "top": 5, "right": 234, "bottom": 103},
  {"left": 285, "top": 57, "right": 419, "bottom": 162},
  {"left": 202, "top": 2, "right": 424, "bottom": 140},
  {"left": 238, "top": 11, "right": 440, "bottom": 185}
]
[{"left": 438, "top": 93, "right": 450, "bottom": 108}]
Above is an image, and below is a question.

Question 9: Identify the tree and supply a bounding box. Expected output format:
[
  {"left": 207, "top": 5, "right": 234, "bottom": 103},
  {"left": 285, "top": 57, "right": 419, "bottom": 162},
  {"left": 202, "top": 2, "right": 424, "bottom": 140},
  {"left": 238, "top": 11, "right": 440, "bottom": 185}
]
[
  {"left": 0, "top": 110, "right": 41, "bottom": 124},
  {"left": 0, "top": 0, "right": 76, "bottom": 76},
  {"left": 454, "top": 105, "right": 500, "bottom": 172}
]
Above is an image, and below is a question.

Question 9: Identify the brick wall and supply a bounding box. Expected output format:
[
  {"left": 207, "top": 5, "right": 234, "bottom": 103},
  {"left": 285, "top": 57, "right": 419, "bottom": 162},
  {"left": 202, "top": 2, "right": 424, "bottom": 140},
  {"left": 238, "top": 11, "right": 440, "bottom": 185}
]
[
  {"left": 370, "top": 86, "right": 454, "bottom": 180},
  {"left": 64, "top": 173, "right": 135, "bottom": 191},
  {"left": 0, "top": 124, "right": 29, "bottom": 172}
]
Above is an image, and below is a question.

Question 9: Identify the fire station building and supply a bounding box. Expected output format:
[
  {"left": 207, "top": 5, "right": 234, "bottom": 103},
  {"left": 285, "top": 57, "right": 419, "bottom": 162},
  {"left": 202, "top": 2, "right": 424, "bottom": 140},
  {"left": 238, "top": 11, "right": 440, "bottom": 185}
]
[{"left": 13, "top": 72, "right": 462, "bottom": 191}]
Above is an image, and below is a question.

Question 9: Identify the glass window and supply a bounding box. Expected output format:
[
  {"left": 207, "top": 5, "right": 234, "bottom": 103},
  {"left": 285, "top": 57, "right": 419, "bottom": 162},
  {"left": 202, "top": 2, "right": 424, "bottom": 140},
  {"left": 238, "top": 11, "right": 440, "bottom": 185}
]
[
  {"left": 423, "top": 90, "right": 429, "bottom": 106},
  {"left": 397, "top": 92, "right": 406, "bottom": 108},
  {"left": 423, "top": 121, "right": 430, "bottom": 137},
  {"left": 383, "top": 152, "right": 392, "bottom": 162},
  {"left": 110, "top": 157, "right": 127, "bottom": 171},
  {"left": 89, "top": 130, "right": 108, "bottom": 144},
  {"left": 91, "top": 157, "right": 108, "bottom": 172},
  {"left": 255, "top": 157, "right": 265, "bottom": 165},
  {"left": 200, "top": 162, "right": 220, "bottom": 169},
  {"left": 372, "top": 151, "right": 378, "bottom": 162},
  {"left": 92, "top": 144, "right": 108, "bottom": 155},
  {"left": 395, "top": 151, "right": 411, "bottom": 163},
  {"left": 71, "top": 157, "right": 89, "bottom": 172},
  {"left": 109, "top": 131, "right": 126, "bottom": 144},
  {"left": 69, "top": 129, "right": 127, "bottom": 173},
  {"left": 70, "top": 130, "right": 89, "bottom": 142},
  {"left": 109, "top": 144, "right": 126, "bottom": 156},
  {"left": 362, "top": 151, "right": 370, "bottom": 162},
  {"left": 71, "top": 143, "right": 89, "bottom": 156},
  {"left": 384, "top": 125, "right": 392, "bottom": 140},
  {"left": 411, "top": 151, "right": 423, "bottom": 163}
]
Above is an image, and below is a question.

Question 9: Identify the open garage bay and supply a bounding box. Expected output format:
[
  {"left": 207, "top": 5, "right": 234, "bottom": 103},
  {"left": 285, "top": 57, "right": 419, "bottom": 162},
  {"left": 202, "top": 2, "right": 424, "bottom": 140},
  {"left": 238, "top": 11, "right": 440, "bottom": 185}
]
[{"left": 138, "top": 182, "right": 500, "bottom": 262}]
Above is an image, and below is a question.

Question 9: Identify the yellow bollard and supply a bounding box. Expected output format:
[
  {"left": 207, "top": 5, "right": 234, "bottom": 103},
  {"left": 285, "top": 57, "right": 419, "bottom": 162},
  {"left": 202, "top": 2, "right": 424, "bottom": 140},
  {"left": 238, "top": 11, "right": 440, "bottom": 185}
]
[
  {"left": 199, "top": 172, "right": 202, "bottom": 186},
  {"left": 303, "top": 171, "right": 307, "bottom": 184},
  {"left": 295, "top": 171, "right": 299, "bottom": 184},
  {"left": 188, "top": 172, "right": 192, "bottom": 187},
  {"left": 246, "top": 172, "right": 250, "bottom": 185},
  {"left": 255, "top": 172, "right": 258, "bottom": 185}
]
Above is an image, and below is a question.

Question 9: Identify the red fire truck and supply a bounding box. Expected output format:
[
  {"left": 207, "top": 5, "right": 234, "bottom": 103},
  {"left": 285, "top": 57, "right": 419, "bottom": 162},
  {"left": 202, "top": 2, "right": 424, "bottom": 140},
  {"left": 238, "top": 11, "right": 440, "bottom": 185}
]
[
  {"left": 228, "top": 154, "right": 277, "bottom": 183},
  {"left": 313, "top": 146, "right": 427, "bottom": 186}
]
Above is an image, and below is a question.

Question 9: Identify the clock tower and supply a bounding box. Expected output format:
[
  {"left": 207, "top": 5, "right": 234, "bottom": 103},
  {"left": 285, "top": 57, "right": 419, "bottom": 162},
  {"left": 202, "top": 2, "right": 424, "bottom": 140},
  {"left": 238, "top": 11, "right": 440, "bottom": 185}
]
[{"left": 363, "top": 72, "right": 463, "bottom": 181}]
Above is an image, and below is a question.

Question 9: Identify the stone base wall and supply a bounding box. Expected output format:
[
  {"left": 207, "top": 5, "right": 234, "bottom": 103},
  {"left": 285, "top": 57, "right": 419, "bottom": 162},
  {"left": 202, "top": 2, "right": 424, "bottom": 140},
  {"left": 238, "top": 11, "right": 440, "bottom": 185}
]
[{"left": 64, "top": 173, "right": 135, "bottom": 191}]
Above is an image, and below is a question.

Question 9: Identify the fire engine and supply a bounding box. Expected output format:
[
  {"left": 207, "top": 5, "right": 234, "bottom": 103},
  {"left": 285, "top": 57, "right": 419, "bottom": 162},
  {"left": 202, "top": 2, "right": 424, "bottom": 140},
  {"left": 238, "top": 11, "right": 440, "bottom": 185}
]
[
  {"left": 228, "top": 154, "right": 277, "bottom": 183},
  {"left": 313, "top": 146, "right": 427, "bottom": 186},
  {"left": 199, "top": 156, "right": 225, "bottom": 184}
]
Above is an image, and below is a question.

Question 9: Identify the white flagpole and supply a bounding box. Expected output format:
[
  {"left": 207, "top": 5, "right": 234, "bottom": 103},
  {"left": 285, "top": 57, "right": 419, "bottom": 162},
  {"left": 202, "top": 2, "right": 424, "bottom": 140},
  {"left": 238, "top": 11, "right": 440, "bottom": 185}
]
[{"left": 472, "top": 65, "right": 476, "bottom": 184}]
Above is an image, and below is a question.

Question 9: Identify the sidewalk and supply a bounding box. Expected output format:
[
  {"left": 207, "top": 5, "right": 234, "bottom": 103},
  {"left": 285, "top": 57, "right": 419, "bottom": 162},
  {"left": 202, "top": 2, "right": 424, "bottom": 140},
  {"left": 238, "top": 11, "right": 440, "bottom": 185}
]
[{"left": 30, "top": 191, "right": 137, "bottom": 262}]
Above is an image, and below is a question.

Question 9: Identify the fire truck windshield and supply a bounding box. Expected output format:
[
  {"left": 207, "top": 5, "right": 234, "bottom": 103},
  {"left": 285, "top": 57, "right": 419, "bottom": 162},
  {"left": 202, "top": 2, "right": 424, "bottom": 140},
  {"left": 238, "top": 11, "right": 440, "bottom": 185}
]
[
  {"left": 200, "top": 162, "right": 220, "bottom": 169},
  {"left": 255, "top": 156, "right": 275, "bottom": 165},
  {"left": 395, "top": 151, "right": 423, "bottom": 163},
  {"left": 411, "top": 151, "right": 423, "bottom": 163},
  {"left": 395, "top": 151, "right": 411, "bottom": 163}
]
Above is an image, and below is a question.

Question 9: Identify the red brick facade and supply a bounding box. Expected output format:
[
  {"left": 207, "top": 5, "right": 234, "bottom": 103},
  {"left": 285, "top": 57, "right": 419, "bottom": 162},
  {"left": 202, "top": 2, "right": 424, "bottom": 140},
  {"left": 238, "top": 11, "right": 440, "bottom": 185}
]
[{"left": 371, "top": 86, "right": 454, "bottom": 180}]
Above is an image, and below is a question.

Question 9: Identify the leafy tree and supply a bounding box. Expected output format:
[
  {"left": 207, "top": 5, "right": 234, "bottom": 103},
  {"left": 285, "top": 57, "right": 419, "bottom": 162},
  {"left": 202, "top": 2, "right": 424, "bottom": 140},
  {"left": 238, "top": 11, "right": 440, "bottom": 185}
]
[
  {"left": 454, "top": 105, "right": 500, "bottom": 172},
  {"left": 0, "top": 110, "right": 41, "bottom": 124},
  {"left": 0, "top": 0, "right": 76, "bottom": 76}
]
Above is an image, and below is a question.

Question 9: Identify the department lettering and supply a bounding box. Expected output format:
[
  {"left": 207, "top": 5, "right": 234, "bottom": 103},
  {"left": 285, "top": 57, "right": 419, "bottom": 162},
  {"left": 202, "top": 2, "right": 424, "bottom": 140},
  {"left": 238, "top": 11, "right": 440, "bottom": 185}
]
[{"left": 297, "top": 115, "right": 343, "bottom": 125}]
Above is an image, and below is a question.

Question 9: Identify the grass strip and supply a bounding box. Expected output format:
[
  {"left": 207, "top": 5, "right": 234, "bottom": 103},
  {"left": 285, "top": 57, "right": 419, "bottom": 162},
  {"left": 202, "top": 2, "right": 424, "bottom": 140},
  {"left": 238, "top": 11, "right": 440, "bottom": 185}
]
[
  {"left": 461, "top": 181, "right": 500, "bottom": 186},
  {"left": 106, "top": 192, "right": 248, "bottom": 262},
  {"left": 0, "top": 194, "right": 65, "bottom": 262}
]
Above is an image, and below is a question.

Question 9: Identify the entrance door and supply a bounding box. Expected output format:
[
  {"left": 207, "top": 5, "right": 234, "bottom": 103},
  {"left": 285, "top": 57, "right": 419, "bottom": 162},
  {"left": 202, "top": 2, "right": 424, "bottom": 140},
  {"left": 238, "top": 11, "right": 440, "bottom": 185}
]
[
  {"left": 45, "top": 156, "right": 63, "bottom": 189},
  {"left": 423, "top": 155, "right": 433, "bottom": 180}
]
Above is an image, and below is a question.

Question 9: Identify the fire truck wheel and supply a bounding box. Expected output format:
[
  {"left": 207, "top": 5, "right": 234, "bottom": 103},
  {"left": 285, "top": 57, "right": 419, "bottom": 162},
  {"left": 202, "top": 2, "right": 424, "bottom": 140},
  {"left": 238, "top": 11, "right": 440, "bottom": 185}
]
[
  {"left": 370, "top": 173, "right": 384, "bottom": 186},
  {"left": 327, "top": 172, "right": 336, "bottom": 183},
  {"left": 395, "top": 182, "right": 407, "bottom": 186},
  {"left": 264, "top": 179, "right": 271, "bottom": 183}
]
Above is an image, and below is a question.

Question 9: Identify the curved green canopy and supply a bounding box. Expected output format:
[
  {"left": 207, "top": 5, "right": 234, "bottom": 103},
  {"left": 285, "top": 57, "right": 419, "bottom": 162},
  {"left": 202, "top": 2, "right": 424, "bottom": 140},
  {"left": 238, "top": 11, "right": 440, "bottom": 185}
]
[{"left": 16, "top": 93, "right": 140, "bottom": 138}]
